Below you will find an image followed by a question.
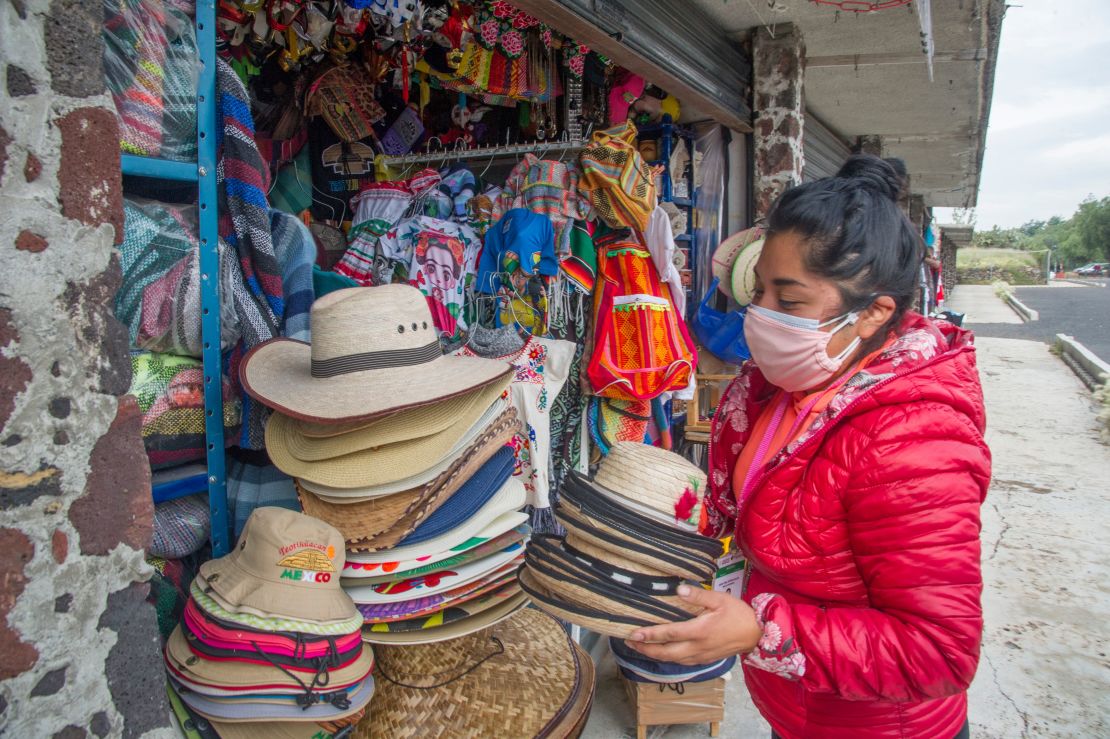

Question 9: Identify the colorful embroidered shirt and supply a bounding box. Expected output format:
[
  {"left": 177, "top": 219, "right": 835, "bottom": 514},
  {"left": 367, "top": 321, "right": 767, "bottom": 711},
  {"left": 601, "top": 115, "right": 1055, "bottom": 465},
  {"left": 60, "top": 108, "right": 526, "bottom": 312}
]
[
  {"left": 494, "top": 154, "right": 592, "bottom": 254},
  {"left": 376, "top": 216, "right": 482, "bottom": 341},
  {"left": 455, "top": 336, "right": 575, "bottom": 510},
  {"left": 476, "top": 209, "right": 558, "bottom": 294}
]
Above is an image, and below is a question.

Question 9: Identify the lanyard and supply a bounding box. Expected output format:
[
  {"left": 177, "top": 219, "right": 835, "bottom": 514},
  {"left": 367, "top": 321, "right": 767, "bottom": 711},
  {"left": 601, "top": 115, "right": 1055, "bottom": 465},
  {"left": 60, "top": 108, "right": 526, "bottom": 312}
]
[{"left": 735, "top": 373, "right": 853, "bottom": 509}]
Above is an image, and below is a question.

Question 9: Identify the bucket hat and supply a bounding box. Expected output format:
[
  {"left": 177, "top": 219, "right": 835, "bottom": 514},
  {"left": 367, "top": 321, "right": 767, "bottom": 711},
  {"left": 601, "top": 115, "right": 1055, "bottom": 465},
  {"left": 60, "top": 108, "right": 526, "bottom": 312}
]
[
  {"left": 266, "top": 394, "right": 510, "bottom": 489},
  {"left": 189, "top": 581, "right": 364, "bottom": 637},
  {"left": 197, "top": 507, "right": 358, "bottom": 623},
  {"left": 592, "top": 442, "right": 708, "bottom": 530},
  {"left": 342, "top": 524, "right": 529, "bottom": 583},
  {"left": 165, "top": 626, "right": 373, "bottom": 694},
  {"left": 171, "top": 675, "right": 374, "bottom": 724},
  {"left": 358, "top": 589, "right": 529, "bottom": 645},
  {"left": 241, "top": 285, "right": 512, "bottom": 424},
  {"left": 710, "top": 226, "right": 764, "bottom": 305},
  {"left": 354, "top": 609, "right": 591, "bottom": 739},
  {"left": 296, "top": 409, "right": 520, "bottom": 550}
]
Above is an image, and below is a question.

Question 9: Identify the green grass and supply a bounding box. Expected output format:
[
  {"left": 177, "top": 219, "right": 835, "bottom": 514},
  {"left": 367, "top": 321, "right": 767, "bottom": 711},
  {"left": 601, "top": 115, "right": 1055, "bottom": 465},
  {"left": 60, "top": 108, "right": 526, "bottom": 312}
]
[
  {"left": 957, "top": 248, "right": 1045, "bottom": 285},
  {"left": 957, "top": 248, "right": 1042, "bottom": 269}
]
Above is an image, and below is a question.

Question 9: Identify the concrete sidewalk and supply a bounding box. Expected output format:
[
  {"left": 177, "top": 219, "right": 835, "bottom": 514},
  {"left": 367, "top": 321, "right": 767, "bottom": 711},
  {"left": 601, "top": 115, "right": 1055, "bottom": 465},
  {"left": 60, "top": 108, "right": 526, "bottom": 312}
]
[
  {"left": 580, "top": 307, "right": 1110, "bottom": 738},
  {"left": 945, "top": 284, "right": 1022, "bottom": 324}
]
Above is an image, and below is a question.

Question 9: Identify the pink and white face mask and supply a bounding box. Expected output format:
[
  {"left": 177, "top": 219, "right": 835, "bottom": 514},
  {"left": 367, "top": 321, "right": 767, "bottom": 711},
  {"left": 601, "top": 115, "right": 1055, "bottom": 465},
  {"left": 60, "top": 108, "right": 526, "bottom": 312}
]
[{"left": 743, "top": 304, "right": 861, "bottom": 392}]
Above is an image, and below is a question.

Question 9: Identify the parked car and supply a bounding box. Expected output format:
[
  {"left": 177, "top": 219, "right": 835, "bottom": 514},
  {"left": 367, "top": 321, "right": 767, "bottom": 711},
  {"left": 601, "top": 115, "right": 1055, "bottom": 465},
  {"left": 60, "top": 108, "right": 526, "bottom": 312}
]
[{"left": 1075, "top": 263, "right": 1109, "bottom": 276}]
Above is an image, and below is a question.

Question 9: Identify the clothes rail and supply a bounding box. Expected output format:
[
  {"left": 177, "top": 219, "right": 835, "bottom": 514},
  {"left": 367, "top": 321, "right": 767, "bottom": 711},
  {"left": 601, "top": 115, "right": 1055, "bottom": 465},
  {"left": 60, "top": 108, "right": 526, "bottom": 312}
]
[{"left": 379, "top": 139, "right": 587, "bottom": 168}]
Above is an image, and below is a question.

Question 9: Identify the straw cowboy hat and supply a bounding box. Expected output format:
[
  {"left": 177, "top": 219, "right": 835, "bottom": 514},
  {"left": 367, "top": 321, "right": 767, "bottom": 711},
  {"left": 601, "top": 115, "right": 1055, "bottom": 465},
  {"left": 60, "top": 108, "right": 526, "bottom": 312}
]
[
  {"left": 295, "top": 409, "right": 520, "bottom": 550},
  {"left": 354, "top": 609, "right": 595, "bottom": 739},
  {"left": 710, "top": 226, "right": 764, "bottom": 305},
  {"left": 241, "top": 285, "right": 512, "bottom": 424}
]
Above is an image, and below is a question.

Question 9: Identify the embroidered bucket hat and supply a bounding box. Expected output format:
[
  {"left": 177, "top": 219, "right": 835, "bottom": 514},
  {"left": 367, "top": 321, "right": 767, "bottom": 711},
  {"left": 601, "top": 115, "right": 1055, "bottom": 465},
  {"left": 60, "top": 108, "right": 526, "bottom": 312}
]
[
  {"left": 296, "top": 410, "right": 520, "bottom": 550},
  {"left": 360, "top": 581, "right": 525, "bottom": 639},
  {"left": 343, "top": 524, "right": 529, "bottom": 583},
  {"left": 356, "top": 567, "right": 520, "bottom": 626},
  {"left": 592, "top": 442, "right": 708, "bottom": 530},
  {"left": 197, "top": 507, "right": 358, "bottom": 623},
  {"left": 711, "top": 226, "right": 764, "bottom": 305},
  {"left": 241, "top": 285, "right": 512, "bottom": 424},
  {"left": 353, "top": 609, "right": 593, "bottom": 739}
]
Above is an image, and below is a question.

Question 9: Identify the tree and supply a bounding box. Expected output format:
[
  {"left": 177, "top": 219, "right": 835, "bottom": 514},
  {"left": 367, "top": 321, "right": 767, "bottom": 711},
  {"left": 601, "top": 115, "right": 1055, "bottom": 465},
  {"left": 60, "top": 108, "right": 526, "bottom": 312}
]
[{"left": 1073, "top": 196, "right": 1110, "bottom": 262}]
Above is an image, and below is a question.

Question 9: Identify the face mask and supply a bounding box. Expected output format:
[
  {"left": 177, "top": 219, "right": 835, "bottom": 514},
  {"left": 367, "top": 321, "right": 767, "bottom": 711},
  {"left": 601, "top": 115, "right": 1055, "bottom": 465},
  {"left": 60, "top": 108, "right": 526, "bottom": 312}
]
[{"left": 743, "top": 304, "right": 861, "bottom": 392}]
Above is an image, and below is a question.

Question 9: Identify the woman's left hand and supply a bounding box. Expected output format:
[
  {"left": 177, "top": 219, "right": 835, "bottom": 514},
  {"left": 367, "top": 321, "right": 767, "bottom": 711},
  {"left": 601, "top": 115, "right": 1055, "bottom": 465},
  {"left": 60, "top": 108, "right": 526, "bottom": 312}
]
[{"left": 626, "top": 584, "right": 763, "bottom": 665}]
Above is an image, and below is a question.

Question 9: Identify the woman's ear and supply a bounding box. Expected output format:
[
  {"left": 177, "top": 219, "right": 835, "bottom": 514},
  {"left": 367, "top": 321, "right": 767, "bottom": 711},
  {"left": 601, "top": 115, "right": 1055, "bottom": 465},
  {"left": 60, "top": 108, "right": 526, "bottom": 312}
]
[{"left": 855, "top": 295, "right": 897, "bottom": 340}]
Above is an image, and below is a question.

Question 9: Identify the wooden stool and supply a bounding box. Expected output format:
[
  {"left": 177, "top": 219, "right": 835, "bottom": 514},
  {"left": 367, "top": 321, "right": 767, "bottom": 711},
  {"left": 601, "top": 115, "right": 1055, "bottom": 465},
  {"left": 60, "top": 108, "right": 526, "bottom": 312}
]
[{"left": 621, "top": 673, "right": 725, "bottom": 739}]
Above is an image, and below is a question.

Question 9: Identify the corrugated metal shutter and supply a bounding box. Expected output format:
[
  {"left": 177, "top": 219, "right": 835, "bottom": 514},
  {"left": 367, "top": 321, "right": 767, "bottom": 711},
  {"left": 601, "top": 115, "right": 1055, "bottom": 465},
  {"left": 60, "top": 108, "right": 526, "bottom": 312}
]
[{"left": 803, "top": 112, "right": 851, "bottom": 181}]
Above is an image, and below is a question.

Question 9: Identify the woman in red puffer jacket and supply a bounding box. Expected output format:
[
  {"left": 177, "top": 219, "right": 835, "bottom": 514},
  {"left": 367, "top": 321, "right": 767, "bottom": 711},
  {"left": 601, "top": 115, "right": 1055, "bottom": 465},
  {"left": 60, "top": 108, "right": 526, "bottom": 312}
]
[{"left": 628, "top": 155, "right": 991, "bottom": 738}]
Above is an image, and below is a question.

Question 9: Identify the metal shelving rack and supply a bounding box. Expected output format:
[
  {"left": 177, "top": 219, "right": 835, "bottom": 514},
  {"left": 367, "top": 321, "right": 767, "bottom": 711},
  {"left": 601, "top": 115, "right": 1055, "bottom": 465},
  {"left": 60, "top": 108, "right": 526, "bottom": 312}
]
[{"left": 120, "top": 0, "right": 229, "bottom": 557}]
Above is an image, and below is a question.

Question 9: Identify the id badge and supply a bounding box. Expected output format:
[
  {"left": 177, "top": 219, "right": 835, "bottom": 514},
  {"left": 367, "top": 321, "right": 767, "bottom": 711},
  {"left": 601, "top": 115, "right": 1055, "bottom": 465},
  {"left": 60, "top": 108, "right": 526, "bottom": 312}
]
[{"left": 712, "top": 546, "right": 746, "bottom": 600}]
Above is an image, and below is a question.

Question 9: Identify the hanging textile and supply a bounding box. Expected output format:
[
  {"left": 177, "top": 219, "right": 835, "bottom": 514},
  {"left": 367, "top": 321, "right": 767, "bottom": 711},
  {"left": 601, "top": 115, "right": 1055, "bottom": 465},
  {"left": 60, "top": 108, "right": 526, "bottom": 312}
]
[
  {"left": 587, "top": 230, "right": 697, "bottom": 401},
  {"left": 579, "top": 122, "right": 657, "bottom": 232}
]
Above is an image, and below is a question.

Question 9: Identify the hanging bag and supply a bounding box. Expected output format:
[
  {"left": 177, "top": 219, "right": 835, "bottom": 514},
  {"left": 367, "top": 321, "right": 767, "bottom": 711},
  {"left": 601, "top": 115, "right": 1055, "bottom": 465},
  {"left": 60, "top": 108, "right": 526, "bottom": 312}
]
[
  {"left": 587, "top": 230, "right": 697, "bottom": 401},
  {"left": 578, "top": 122, "right": 657, "bottom": 232},
  {"left": 691, "top": 278, "right": 751, "bottom": 365}
]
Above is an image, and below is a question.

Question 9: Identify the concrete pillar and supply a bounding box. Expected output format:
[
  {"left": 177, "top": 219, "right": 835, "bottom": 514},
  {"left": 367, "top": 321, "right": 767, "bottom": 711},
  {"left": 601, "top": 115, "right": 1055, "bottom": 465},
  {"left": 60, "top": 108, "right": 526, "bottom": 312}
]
[
  {"left": 753, "top": 23, "right": 805, "bottom": 219},
  {"left": 0, "top": 1, "right": 168, "bottom": 735}
]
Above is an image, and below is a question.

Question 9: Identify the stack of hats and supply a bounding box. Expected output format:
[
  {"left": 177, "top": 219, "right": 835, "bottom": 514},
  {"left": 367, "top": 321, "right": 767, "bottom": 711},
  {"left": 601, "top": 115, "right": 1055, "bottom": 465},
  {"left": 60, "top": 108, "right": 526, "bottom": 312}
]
[
  {"left": 240, "top": 285, "right": 533, "bottom": 643},
  {"left": 165, "top": 508, "right": 373, "bottom": 734},
  {"left": 711, "top": 225, "right": 765, "bottom": 306},
  {"left": 519, "top": 442, "right": 725, "bottom": 638}
]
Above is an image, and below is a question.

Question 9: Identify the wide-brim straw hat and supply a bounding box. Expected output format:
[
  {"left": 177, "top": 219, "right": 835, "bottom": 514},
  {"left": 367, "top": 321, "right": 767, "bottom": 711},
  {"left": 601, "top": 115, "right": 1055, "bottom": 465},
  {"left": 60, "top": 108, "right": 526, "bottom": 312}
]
[
  {"left": 361, "top": 581, "right": 524, "bottom": 636},
  {"left": 165, "top": 625, "right": 373, "bottom": 693},
  {"left": 593, "top": 442, "right": 708, "bottom": 530},
  {"left": 358, "top": 569, "right": 519, "bottom": 625},
  {"left": 710, "top": 226, "right": 764, "bottom": 304},
  {"left": 268, "top": 374, "right": 509, "bottom": 463},
  {"left": 266, "top": 394, "right": 510, "bottom": 489},
  {"left": 197, "top": 507, "right": 359, "bottom": 623},
  {"left": 341, "top": 479, "right": 526, "bottom": 566},
  {"left": 170, "top": 675, "right": 374, "bottom": 724},
  {"left": 344, "top": 544, "right": 524, "bottom": 605},
  {"left": 354, "top": 608, "right": 591, "bottom": 739},
  {"left": 296, "top": 410, "right": 520, "bottom": 550},
  {"left": 241, "top": 285, "right": 512, "bottom": 424},
  {"left": 343, "top": 524, "right": 529, "bottom": 583},
  {"left": 557, "top": 474, "right": 722, "bottom": 581},
  {"left": 360, "top": 588, "right": 529, "bottom": 645}
]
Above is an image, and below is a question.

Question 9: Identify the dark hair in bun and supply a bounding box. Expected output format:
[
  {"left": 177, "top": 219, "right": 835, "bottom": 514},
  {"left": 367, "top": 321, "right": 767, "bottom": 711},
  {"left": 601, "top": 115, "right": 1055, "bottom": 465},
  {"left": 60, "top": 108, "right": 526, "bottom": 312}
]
[{"left": 765, "top": 153, "right": 923, "bottom": 339}]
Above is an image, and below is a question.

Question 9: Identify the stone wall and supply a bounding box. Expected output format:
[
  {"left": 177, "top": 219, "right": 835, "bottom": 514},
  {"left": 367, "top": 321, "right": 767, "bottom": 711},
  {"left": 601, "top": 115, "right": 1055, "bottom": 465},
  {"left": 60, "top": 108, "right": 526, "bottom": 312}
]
[
  {"left": 941, "top": 233, "right": 958, "bottom": 295},
  {"left": 0, "top": 1, "right": 170, "bottom": 736},
  {"left": 752, "top": 23, "right": 805, "bottom": 219}
]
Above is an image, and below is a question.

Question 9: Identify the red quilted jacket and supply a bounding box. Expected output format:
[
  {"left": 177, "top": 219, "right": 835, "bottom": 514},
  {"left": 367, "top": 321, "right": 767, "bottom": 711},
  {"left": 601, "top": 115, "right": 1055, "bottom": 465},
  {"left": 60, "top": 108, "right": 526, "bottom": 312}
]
[{"left": 703, "top": 312, "right": 991, "bottom": 739}]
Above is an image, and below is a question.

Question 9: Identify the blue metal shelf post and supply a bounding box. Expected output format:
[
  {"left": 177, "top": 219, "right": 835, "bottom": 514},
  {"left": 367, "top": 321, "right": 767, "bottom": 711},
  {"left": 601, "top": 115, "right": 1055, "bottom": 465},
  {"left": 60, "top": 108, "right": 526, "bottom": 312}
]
[{"left": 195, "top": 0, "right": 229, "bottom": 557}]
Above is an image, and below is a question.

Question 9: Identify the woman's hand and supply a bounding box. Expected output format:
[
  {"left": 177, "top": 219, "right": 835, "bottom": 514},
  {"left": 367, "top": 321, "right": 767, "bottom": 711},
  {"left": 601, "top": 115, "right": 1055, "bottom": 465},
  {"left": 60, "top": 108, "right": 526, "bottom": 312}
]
[{"left": 626, "top": 585, "right": 762, "bottom": 665}]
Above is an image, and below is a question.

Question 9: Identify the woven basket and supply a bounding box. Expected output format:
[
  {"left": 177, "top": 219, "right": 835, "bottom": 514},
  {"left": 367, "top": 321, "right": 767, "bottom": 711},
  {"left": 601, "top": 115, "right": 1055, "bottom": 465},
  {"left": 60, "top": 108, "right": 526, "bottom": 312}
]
[{"left": 356, "top": 609, "right": 584, "bottom": 738}]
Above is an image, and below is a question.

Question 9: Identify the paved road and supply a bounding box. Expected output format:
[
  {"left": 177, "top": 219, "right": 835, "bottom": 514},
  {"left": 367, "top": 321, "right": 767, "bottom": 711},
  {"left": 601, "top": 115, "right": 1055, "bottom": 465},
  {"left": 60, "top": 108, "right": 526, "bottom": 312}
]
[{"left": 958, "top": 281, "right": 1110, "bottom": 365}]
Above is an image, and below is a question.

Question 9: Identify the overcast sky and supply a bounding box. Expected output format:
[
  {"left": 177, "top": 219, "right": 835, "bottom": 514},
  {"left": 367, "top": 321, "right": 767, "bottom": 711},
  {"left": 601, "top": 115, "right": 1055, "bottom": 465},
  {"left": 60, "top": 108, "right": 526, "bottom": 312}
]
[{"left": 935, "top": 0, "right": 1110, "bottom": 229}]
